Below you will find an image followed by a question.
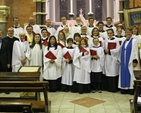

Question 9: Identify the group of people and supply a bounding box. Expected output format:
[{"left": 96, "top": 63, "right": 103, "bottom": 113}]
[{"left": 0, "top": 16, "right": 141, "bottom": 95}]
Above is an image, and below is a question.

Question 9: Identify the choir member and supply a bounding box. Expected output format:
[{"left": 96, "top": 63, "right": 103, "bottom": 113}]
[
  {"left": 132, "top": 26, "right": 141, "bottom": 44},
  {"left": 41, "top": 28, "right": 50, "bottom": 50},
  {"left": 119, "top": 28, "right": 140, "bottom": 95},
  {"left": 24, "top": 16, "right": 41, "bottom": 34},
  {"left": 90, "top": 38, "right": 104, "bottom": 93},
  {"left": 70, "top": 17, "right": 83, "bottom": 36},
  {"left": 56, "top": 17, "right": 68, "bottom": 36},
  {"left": 45, "top": 19, "right": 56, "bottom": 36},
  {"left": 0, "top": 29, "right": 10, "bottom": 72},
  {"left": 87, "top": 17, "right": 95, "bottom": 36},
  {"left": 43, "top": 36, "right": 62, "bottom": 92},
  {"left": 80, "top": 26, "right": 92, "bottom": 47},
  {"left": 104, "top": 29, "right": 120, "bottom": 92},
  {"left": 73, "top": 38, "right": 91, "bottom": 94},
  {"left": 61, "top": 38, "right": 75, "bottom": 92},
  {"left": 58, "top": 31, "right": 67, "bottom": 48},
  {"left": 103, "top": 17, "right": 117, "bottom": 34},
  {"left": 12, "top": 17, "right": 24, "bottom": 38},
  {"left": 25, "top": 25, "right": 35, "bottom": 43},
  {"left": 63, "top": 26, "right": 72, "bottom": 39},
  {"left": 117, "top": 23, "right": 125, "bottom": 36},
  {"left": 4, "top": 28, "right": 19, "bottom": 72},
  {"left": 12, "top": 32, "right": 30, "bottom": 72},
  {"left": 29, "top": 33, "right": 42, "bottom": 67},
  {"left": 73, "top": 33, "right": 81, "bottom": 48},
  {"left": 97, "top": 21, "right": 106, "bottom": 38},
  {"left": 90, "top": 27, "right": 105, "bottom": 48},
  {"left": 114, "top": 27, "right": 126, "bottom": 46}
]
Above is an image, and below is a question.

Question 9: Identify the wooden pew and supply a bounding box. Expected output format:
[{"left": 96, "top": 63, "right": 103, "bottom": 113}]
[
  {"left": 0, "top": 102, "right": 33, "bottom": 113},
  {"left": 0, "top": 81, "right": 51, "bottom": 113},
  {"left": 0, "top": 72, "right": 40, "bottom": 81}
]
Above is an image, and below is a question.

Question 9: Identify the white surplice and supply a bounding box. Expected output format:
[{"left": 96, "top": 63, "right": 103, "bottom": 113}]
[
  {"left": 104, "top": 37, "right": 120, "bottom": 76},
  {"left": 43, "top": 46, "right": 62, "bottom": 80},
  {"left": 90, "top": 45, "right": 104, "bottom": 72},
  {"left": 73, "top": 47, "right": 91, "bottom": 84},
  {"left": 61, "top": 47, "right": 75, "bottom": 85},
  {"left": 12, "top": 40, "right": 30, "bottom": 72}
]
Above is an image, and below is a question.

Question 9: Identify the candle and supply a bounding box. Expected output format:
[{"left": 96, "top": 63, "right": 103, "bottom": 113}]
[
  {"left": 70, "top": 0, "right": 73, "bottom": 14},
  {"left": 89, "top": 0, "right": 92, "bottom": 13}
]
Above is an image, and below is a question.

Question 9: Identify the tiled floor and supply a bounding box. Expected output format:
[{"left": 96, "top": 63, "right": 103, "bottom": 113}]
[{"left": 0, "top": 91, "right": 133, "bottom": 113}]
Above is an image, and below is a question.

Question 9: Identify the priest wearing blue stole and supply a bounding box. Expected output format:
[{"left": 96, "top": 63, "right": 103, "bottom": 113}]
[{"left": 118, "top": 28, "right": 140, "bottom": 95}]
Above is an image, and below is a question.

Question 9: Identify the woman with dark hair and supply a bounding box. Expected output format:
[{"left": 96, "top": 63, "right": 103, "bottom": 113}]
[
  {"left": 29, "top": 33, "right": 42, "bottom": 66},
  {"left": 43, "top": 35, "right": 62, "bottom": 92},
  {"left": 73, "top": 33, "right": 81, "bottom": 48},
  {"left": 73, "top": 38, "right": 91, "bottom": 94}
]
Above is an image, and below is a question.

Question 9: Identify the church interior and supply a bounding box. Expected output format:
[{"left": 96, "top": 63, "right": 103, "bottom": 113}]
[{"left": 0, "top": 0, "right": 141, "bottom": 113}]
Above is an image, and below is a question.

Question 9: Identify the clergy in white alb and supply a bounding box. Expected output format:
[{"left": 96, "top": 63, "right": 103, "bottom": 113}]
[{"left": 12, "top": 32, "right": 30, "bottom": 72}]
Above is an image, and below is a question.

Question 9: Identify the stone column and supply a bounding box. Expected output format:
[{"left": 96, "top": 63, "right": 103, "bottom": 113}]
[{"left": 0, "top": 5, "right": 10, "bottom": 36}]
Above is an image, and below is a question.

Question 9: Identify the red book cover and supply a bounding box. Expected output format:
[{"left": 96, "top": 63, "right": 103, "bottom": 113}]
[
  {"left": 90, "top": 49, "right": 97, "bottom": 56},
  {"left": 119, "top": 41, "right": 122, "bottom": 45},
  {"left": 45, "top": 51, "right": 57, "bottom": 60},
  {"left": 108, "top": 42, "right": 116, "bottom": 49},
  {"left": 58, "top": 42, "right": 65, "bottom": 48},
  {"left": 63, "top": 51, "right": 71, "bottom": 60},
  {"left": 80, "top": 47, "right": 88, "bottom": 53},
  {"left": 42, "top": 40, "right": 48, "bottom": 46}
]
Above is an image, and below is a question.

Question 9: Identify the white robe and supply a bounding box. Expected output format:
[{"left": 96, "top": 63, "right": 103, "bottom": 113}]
[
  {"left": 118, "top": 38, "right": 140, "bottom": 89},
  {"left": 12, "top": 41, "right": 30, "bottom": 72},
  {"left": 73, "top": 47, "right": 91, "bottom": 84},
  {"left": 103, "top": 25, "right": 117, "bottom": 34},
  {"left": 87, "top": 26, "right": 95, "bottom": 36},
  {"left": 43, "top": 46, "right": 62, "bottom": 80},
  {"left": 104, "top": 37, "right": 120, "bottom": 76},
  {"left": 70, "top": 25, "right": 82, "bottom": 37},
  {"left": 29, "top": 44, "right": 42, "bottom": 66},
  {"left": 13, "top": 27, "right": 24, "bottom": 39},
  {"left": 61, "top": 47, "right": 75, "bottom": 85},
  {"left": 90, "top": 46, "right": 104, "bottom": 72}
]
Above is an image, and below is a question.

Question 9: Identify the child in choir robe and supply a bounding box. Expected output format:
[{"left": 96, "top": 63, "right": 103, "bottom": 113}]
[
  {"left": 104, "top": 29, "right": 120, "bottom": 92},
  {"left": 43, "top": 36, "right": 62, "bottom": 92},
  {"left": 91, "top": 27, "right": 105, "bottom": 48},
  {"left": 73, "top": 38, "right": 91, "bottom": 94},
  {"left": 114, "top": 27, "right": 126, "bottom": 46},
  {"left": 90, "top": 38, "right": 104, "bottom": 93},
  {"left": 29, "top": 33, "right": 43, "bottom": 67},
  {"left": 58, "top": 31, "right": 66, "bottom": 49},
  {"left": 61, "top": 38, "right": 75, "bottom": 92},
  {"left": 12, "top": 32, "right": 30, "bottom": 72},
  {"left": 73, "top": 33, "right": 81, "bottom": 48},
  {"left": 41, "top": 28, "right": 50, "bottom": 50}
]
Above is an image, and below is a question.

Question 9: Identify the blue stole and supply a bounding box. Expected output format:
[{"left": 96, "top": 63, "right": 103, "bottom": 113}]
[{"left": 120, "top": 38, "right": 133, "bottom": 87}]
